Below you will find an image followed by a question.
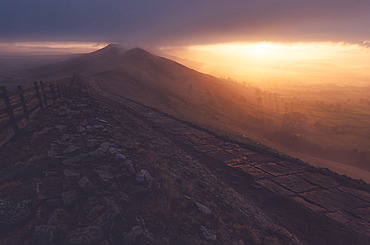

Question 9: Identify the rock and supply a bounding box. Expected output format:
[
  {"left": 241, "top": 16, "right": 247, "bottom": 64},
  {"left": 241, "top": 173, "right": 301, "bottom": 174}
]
[
  {"left": 43, "top": 171, "right": 60, "bottom": 177},
  {"left": 123, "top": 226, "right": 143, "bottom": 243},
  {"left": 78, "top": 177, "right": 96, "bottom": 193},
  {"left": 127, "top": 185, "right": 149, "bottom": 196},
  {"left": 200, "top": 225, "right": 217, "bottom": 241},
  {"left": 195, "top": 202, "right": 212, "bottom": 215},
  {"left": 122, "top": 226, "right": 155, "bottom": 244},
  {"left": 92, "top": 206, "right": 120, "bottom": 226},
  {"left": 68, "top": 134, "right": 80, "bottom": 143},
  {"left": 94, "top": 125, "right": 104, "bottom": 130},
  {"left": 135, "top": 169, "right": 151, "bottom": 183},
  {"left": 0, "top": 199, "right": 31, "bottom": 224},
  {"left": 88, "top": 119, "right": 102, "bottom": 125},
  {"left": 89, "top": 148, "right": 106, "bottom": 158},
  {"left": 63, "top": 169, "right": 81, "bottom": 191},
  {"left": 116, "top": 191, "right": 132, "bottom": 203},
  {"left": 45, "top": 198, "right": 63, "bottom": 209},
  {"left": 86, "top": 205, "right": 106, "bottom": 221},
  {"left": 99, "top": 142, "right": 115, "bottom": 153},
  {"left": 76, "top": 103, "right": 88, "bottom": 108},
  {"left": 108, "top": 147, "right": 122, "bottom": 154},
  {"left": 234, "top": 240, "right": 245, "bottom": 245},
  {"left": 61, "top": 190, "right": 84, "bottom": 206},
  {"left": 83, "top": 196, "right": 98, "bottom": 211},
  {"left": 62, "top": 153, "right": 89, "bottom": 165},
  {"left": 123, "top": 160, "right": 136, "bottom": 175},
  {"left": 97, "top": 119, "right": 108, "bottom": 124},
  {"left": 63, "top": 145, "right": 82, "bottom": 154},
  {"left": 63, "top": 169, "right": 81, "bottom": 181},
  {"left": 48, "top": 143, "right": 66, "bottom": 158},
  {"left": 61, "top": 133, "right": 71, "bottom": 142},
  {"left": 86, "top": 125, "right": 95, "bottom": 133},
  {"left": 135, "top": 169, "right": 160, "bottom": 192},
  {"left": 86, "top": 139, "right": 98, "bottom": 149},
  {"left": 65, "top": 226, "right": 104, "bottom": 245},
  {"left": 35, "top": 177, "right": 62, "bottom": 200},
  {"left": 30, "top": 225, "right": 55, "bottom": 245},
  {"left": 58, "top": 110, "right": 80, "bottom": 117},
  {"left": 115, "top": 154, "right": 126, "bottom": 160},
  {"left": 55, "top": 125, "right": 67, "bottom": 131},
  {"left": 76, "top": 126, "right": 86, "bottom": 133},
  {"left": 48, "top": 208, "right": 72, "bottom": 231},
  {"left": 94, "top": 170, "right": 115, "bottom": 185}
]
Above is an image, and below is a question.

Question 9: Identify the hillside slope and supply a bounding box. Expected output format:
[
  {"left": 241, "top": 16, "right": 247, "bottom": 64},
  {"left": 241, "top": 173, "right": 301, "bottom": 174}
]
[
  {"left": 23, "top": 44, "right": 370, "bottom": 181},
  {"left": 0, "top": 85, "right": 369, "bottom": 244},
  {"left": 27, "top": 44, "right": 277, "bottom": 135}
]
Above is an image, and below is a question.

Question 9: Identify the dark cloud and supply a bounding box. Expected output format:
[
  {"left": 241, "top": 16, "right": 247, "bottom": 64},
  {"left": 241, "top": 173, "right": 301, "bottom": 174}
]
[{"left": 0, "top": 0, "right": 369, "bottom": 46}]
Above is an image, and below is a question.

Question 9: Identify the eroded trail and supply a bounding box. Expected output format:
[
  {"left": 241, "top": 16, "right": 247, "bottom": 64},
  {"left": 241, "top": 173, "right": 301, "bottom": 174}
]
[{"left": 0, "top": 81, "right": 368, "bottom": 244}]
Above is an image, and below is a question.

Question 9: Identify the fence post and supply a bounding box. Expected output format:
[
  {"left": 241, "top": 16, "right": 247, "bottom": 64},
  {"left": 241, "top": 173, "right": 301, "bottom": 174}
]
[
  {"left": 70, "top": 73, "right": 76, "bottom": 86},
  {"left": 57, "top": 84, "right": 61, "bottom": 99},
  {"left": 50, "top": 83, "right": 56, "bottom": 103},
  {"left": 17, "top": 85, "right": 30, "bottom": 121},
  {"left": 34, "top": 82, "right": 44, "bottom": 111},
  {"left": 63, "top": 85, "right": 67, "bottom": 97},
  {"left": 39, "top": 81, "right": 48, "bottom": 107},
  {"left": 0, "top": 86, "right": 19, "bottom": 135}
]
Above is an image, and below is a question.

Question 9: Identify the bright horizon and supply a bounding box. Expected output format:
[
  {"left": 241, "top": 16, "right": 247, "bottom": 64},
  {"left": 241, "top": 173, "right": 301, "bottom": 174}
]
[
  {"left": 159, "top": 41, "right": 370, "bottom": 88},
  {"left": 2, "top": 40, "right": 370, "bottom": 89}
]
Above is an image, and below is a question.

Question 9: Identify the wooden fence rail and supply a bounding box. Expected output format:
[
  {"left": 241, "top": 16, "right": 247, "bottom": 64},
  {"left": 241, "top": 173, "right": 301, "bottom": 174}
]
[{"left": 0, "top": 81, "right": 71, "bottom": 137}]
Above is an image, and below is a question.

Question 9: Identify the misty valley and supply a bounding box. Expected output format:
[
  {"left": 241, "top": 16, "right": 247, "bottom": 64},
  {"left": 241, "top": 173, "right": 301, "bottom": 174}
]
[{"left": 1, "top": 44, "right": 370, "bottom": 183}]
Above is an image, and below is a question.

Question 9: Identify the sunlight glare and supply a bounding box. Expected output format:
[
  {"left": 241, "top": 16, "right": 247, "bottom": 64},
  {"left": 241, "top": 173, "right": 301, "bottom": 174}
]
[
  {"left": 160, "top": 42, "right": 370, "bottom": 87},
  {"left": 188, "top": 42, "right": 362, "bottom": 62}
]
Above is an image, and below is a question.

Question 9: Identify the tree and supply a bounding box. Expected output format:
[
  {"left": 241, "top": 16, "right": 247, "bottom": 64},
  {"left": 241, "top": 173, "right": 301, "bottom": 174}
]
[{"left": 281, "top": 112, "right": 308, "bottom": 131}]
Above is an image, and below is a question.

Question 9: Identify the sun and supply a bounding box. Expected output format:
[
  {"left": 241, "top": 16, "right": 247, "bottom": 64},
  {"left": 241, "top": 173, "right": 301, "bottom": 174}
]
[{"left": 249, "top": 42, "right": 275, "bottom": 58}]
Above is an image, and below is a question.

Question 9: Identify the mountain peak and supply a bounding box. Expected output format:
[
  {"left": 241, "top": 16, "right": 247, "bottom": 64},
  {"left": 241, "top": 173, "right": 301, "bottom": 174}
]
[{"left": 92, "top": 43, "right": 126, "bottom": 56}]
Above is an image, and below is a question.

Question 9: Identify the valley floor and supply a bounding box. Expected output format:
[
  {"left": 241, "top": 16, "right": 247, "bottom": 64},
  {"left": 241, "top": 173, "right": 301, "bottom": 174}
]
[{"left": 0, "top": 81, "right": 369, "bottom": 244}]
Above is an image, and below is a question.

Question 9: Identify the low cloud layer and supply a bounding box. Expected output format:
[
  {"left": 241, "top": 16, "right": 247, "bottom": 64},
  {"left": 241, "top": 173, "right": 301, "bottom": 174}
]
[{"left": 1, "top": 0, "right": 369, "bottom": 46}]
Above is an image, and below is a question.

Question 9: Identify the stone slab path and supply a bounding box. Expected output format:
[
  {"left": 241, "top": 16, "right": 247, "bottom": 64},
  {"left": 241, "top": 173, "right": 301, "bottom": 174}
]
[
  {"left": 91, "top": 80, "right": 370, "bottom": 237},
  {"left": 0, "top": 89, "right": 306, "bottom": 244}
]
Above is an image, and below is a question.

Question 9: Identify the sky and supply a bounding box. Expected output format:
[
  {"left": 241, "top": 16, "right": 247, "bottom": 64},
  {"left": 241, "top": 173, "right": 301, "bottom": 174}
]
[{"left": 1, "top": 0, "right": 370, "bottom": 50}]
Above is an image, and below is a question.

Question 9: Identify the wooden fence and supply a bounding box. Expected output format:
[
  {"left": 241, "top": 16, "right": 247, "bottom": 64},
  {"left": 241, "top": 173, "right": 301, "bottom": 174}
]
[{"left": 0, "top": 81, "right": 71, "bottom": 137}]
